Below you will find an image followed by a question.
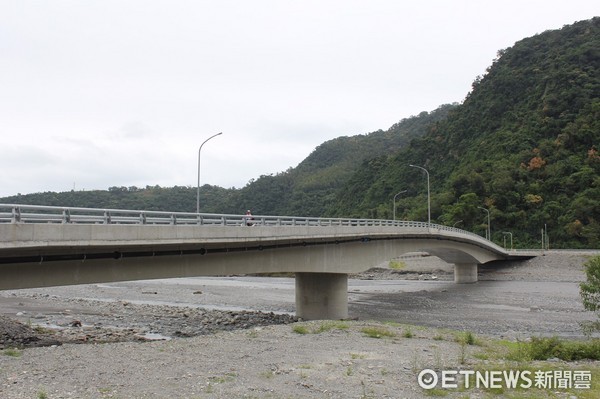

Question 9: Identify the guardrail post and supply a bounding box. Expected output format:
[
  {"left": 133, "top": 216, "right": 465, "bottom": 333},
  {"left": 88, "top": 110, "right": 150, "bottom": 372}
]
[
  {"left": 11, "top": 206, "right": 21, "bottom": 223},
  {"left": 140, "top": 212, "right": 147, "bottom": 225},
  {"left": 170, "top": 214, "right": 176, "bottom": 225},
  {"left": 104, "top": 211, "right": 111, "bottom": 224},
  {"left": 62, "top": 209, "right": 71, "bottom": 224}
]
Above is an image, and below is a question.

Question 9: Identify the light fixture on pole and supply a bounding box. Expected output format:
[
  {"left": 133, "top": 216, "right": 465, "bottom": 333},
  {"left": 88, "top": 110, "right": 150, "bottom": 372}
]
[
  {"left": 393, "top": 190, "right": 407, "bottom": 221},
  {"left": 502, "top": 231, "right": 513, "bottom": 250},
  {"left": 477, "top": 206, "right": 491, "bottom": 240},
  {"left": 197, "top": 132, "right": 223, "bottom": 214},
  {"left": 409, "top": 164, "right": 430, "bottom": 224}
]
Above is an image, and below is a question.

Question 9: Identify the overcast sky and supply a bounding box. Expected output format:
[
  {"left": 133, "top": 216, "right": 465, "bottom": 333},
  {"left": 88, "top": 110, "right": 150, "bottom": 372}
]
[{"left": 0, "top": 1, "right": 597, "bottom": 197}]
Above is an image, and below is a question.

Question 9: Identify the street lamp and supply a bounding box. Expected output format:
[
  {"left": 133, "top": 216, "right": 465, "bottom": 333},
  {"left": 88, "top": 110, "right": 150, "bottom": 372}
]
[
  {"left": 197, "top": 132, "right": 223, "bottom": 214},
  {"left": 393, "top": 190, "right": 407, "bottom": 221},
  {"left": 477, "top": 206, "right": 491, "bottom": 240},
  {"left": 453, "top": 220, "right": 463, "bottom": 228},
  {"left": 502, "top": 231, "right": 513, "bottom": 250},
  {"left": 409, "top": 164, "right": 430, "bottom": 224}
]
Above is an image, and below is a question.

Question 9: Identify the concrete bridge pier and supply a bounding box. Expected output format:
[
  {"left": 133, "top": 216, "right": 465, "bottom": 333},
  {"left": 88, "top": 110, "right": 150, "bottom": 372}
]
[
  {"left": 454, "top": 263, "right": 478, "bottom": 283},
  {"left": 295, "top": 272, "right": 348, "bottom": 320}
]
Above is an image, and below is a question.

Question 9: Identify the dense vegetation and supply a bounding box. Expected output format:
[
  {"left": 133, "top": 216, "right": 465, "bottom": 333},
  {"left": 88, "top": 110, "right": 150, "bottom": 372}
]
[
  {"left": 2, "top": 18, "right": 599, "bottom": 248},
  {"left": 232, "top": 104, "right": 455, "bottom": 216},
  {"left": 329, "top": 18, "right": 600, "bottom": 248}
]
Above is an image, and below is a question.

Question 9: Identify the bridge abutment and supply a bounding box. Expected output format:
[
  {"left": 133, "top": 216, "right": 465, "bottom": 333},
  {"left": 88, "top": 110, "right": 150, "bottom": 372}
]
[
  {"left": 454, "top": 263, "right": 478, "bottom": 283},
  {"left": 295, "top": 272, "right": 348, "bottom": 320}
]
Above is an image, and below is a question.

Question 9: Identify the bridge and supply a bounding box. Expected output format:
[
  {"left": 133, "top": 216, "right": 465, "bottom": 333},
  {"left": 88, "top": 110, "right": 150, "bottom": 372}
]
[{"left": 0, "top": 204, "right": 532, "bottom": 320}]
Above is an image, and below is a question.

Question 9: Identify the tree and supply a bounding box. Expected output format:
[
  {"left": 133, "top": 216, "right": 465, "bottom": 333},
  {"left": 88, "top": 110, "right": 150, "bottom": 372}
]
[
  {"left": 440, "top": 193, "right": 481, "bottom": 230},
  {"left": 580, "top": 255, "right": 600, "bottom": 314}
]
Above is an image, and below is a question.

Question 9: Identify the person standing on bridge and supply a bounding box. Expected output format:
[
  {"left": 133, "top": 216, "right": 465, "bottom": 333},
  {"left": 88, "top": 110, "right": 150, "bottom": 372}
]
[{"left": 244, "top": 210, "right": 254, "bottom": 226}]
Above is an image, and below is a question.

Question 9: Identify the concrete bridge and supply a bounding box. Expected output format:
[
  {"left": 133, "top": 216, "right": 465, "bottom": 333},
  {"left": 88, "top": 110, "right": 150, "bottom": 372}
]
[{"left": 0, "top": 204, "right": 532, "bottom": 319}]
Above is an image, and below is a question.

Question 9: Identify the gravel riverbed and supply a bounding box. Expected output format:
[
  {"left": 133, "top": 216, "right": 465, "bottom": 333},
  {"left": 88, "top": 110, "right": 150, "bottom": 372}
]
[{"left": 1, "top": 250, "right": 599, "bottom": 398}]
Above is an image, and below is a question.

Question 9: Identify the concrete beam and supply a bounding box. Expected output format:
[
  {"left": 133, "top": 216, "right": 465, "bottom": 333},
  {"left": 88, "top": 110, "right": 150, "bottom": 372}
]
[
  {"left": 454, "top": 263, "right": 478, "bottom": 283},
  {"left": 295, "top": 273, "right": 348, "bottom": 320}
]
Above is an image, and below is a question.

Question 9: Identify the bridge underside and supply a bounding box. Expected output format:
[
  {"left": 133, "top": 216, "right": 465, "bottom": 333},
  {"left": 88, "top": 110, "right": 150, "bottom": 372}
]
[
  {"left": 0, "top": 224, "right": 525, "bottom": 319},
  {"left": 0, "top": 244, "right": 492, "bottom": 320}
]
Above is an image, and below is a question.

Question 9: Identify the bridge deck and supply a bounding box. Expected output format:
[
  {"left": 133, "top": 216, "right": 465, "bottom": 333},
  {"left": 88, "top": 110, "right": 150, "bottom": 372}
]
[{"left": 0, "top": 204, "right": 536, "bottom": 320}]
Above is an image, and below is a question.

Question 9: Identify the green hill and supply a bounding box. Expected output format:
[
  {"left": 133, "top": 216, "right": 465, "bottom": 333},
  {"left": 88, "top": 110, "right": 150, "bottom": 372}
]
[
  {"left": 231, "top": 104, "right": 455, "bottom": 216},
  {"left": 2, "top": 18, "right": 598, "bottom": 249},
  {"left": 330, "top": 18, "right": 600, "bottom": 248}
]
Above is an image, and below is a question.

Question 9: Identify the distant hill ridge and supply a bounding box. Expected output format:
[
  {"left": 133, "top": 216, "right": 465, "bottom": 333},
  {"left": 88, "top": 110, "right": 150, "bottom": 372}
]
[
  {"left": 3, "top": 17, "right": 599, "bottom": 248},
  {"left": 1, "top": 105, "right": 454, "bottom": 216}
]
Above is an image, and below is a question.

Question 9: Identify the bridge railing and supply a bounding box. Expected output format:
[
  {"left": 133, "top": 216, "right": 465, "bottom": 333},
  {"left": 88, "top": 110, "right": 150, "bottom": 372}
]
[{"left": 0, "top": 203, "right": 486, "bottom": 241}]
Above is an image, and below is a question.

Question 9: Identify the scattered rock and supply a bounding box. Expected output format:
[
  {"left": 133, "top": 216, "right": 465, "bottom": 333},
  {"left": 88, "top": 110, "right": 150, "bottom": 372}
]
[
  {"left": 1, "top": 305, "right": 298, "bottom": 347},
  {"left": 0, "top": 315, "right": 62, "bottom": 349}
]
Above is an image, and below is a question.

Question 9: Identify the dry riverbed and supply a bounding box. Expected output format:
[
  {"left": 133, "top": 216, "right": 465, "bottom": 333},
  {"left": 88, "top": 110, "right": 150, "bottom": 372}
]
[{"left": 1, "top": 251, "right": 599, "bottom": 398}]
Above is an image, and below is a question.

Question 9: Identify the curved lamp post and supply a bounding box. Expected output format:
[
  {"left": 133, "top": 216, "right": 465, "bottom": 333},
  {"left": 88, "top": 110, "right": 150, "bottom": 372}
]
[
  {"left": 197, "top": 132, "right": 223, "bottom": 214},
  {"left": 502, "top": 231, "right": 513, "bottom": 250},
  {"left": 393, "top": 190, "right": 407, "bottom": 221},
  {"left": 477, "top": 206, "right": 491, "bottom": 240},
  {"left": 409, "top": 164, "right": 430, "bottom": 224}
]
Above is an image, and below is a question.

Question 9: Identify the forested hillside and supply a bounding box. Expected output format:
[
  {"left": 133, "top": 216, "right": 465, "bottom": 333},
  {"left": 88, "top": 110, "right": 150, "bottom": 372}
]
[
  {"left": 2, "top": 18, "right": 598, "bottom": 248},
  {"left": 0, "top": 105, "right": 454, "bottom": 215},
  {"left": 231, "top": 104, "right": 455, "bottom": 216},
  {"left": 330, "top": 18, "right": 600, "bottom": 248},
  {"left": 0, "top": 185, "right": 236, "bottom": 214}
]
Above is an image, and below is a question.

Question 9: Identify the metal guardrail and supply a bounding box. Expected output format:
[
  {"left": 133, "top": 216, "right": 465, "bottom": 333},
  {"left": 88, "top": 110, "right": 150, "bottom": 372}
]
[{"left": 0, "top": 203, "right": 491, "bottom": 242}]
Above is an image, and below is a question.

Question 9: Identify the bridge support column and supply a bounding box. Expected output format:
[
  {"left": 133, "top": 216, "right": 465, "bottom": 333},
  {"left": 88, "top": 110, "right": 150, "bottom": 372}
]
[
  {"left": 454, "top": 263, "right": 478, "bottom": 283},
  {"left": 295, "top": 273, "right": 348, "bottom": 320}
]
